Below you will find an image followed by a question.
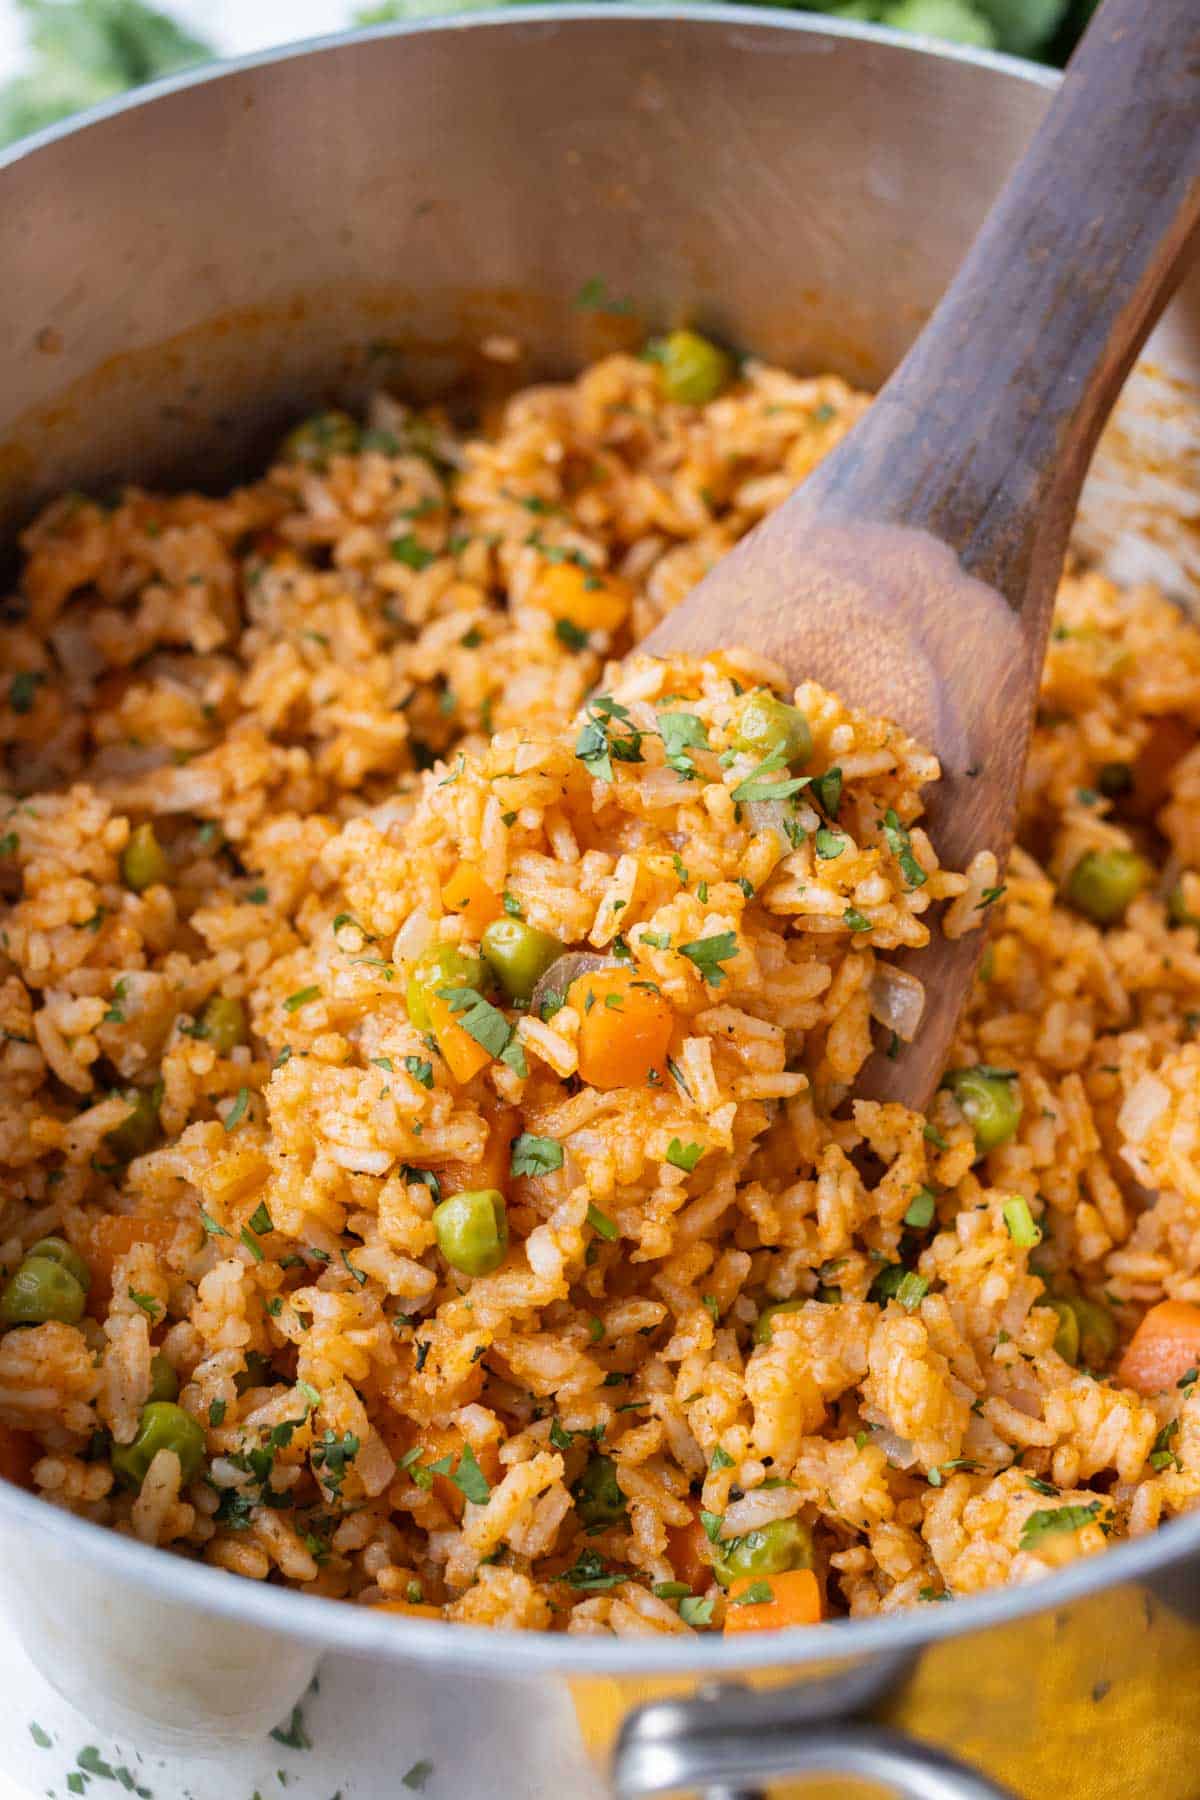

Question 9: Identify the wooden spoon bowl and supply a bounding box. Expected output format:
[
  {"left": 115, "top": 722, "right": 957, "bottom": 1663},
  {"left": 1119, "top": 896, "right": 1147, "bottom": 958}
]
[{"left": 645, "top": 0, "right": 1200, "bottom": 1107}]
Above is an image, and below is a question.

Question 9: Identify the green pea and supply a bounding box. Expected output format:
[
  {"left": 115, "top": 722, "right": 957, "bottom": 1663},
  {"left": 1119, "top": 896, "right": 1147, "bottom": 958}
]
[
  {"left": 711, "top": 1516, "right": 812, "bottom": 1589},
  {"left": 754, "top": 1298, "right": 805, "bottom": 1345},
  {"left": 26, "top": 1236, "right": 91, "bottom": 1294},
  {"left": 105, "top": 1081, "right": 164, "bottom": 1162},
  {"left": 654, "top": 330, "right": 733, "bottom": 407},
  {"left": 111, "top": 1401, "right": 205, "bottom": 1490},
  {"left": 198, "top": 995, "right": 248, "bottom": 1054},
  {"left": 279, "top": 410, "right": 361, "bottom": 468},
  {"left": 1072, "top": 1297, "right": 1118, "bottom": 1370},
  {"left": 1042, "top": 1297, "right": 1080, "bottom": 1365},
  {"left": 1065, "top": 849, "right": 1148, "bottom": 926},
  {"left": 120, "top": 822, "right": 169, "bottom": 893},
  {"left": 480, "top": 918, "right": 565, "bottom": 1003},
  {"left": 0, "top": 1256, "right": 87, "bottom": 1327},
  {"left": 406, "top": 944, "right": 488, "bottom": 1032},
  {"left": 433, "top": 1188, "right": 508, "bottom": 1277},
  {"left": 945, "top": 1065, "right": 1022, "bottom": 1153},
  {"left": 148, "top": 1353, "right": 179, "bottom": 1404},
  {"left": 732, "top": 692, "right": 812, "bottom": 767},
  {"left": 573, "top": 1453, "right": 626, "bottom": 1527}
]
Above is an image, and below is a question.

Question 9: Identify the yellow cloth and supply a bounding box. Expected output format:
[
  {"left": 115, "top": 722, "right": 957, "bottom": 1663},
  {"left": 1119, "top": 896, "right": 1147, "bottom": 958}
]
[{"left": 570, "top": 1578, "right": 1200, "bottom": 1798}]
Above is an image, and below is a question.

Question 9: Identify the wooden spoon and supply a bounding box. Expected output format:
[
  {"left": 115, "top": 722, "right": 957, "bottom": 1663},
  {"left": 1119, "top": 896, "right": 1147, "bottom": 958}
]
[{"left": 644, "top": 0, "right": 1200, "bottom": 1108}]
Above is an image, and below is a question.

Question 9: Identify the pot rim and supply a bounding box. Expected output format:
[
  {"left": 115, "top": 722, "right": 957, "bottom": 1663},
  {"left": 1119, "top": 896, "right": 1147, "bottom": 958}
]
[{"left": 0, "top": 3, "right": 1187, "bottom": 1680}]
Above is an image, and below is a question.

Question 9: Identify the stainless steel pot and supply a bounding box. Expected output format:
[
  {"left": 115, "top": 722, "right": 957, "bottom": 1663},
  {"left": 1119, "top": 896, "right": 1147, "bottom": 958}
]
[{"left": 0, "top": 12, "right": 1198, "bottom": 1797}]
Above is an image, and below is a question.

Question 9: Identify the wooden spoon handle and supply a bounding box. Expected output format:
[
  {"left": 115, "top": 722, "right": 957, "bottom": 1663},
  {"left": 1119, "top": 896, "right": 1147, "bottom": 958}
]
[{"left": 803, "top": 0, "right": 1200, "bottom": 622}]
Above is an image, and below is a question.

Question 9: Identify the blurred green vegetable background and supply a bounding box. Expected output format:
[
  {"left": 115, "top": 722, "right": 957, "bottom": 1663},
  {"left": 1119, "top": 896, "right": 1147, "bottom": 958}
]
[{"left": 0, "top": 0, "right": 1101, "bottom": 149}]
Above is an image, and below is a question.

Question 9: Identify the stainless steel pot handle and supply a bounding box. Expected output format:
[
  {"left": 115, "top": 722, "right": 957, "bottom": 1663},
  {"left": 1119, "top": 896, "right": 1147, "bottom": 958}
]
[{"left": 613, "top": 1692, "right": 1018, "bottom": 1800}]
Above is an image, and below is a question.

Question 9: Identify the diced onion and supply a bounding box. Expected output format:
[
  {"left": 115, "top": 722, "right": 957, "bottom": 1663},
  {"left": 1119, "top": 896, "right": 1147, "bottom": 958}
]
[
  {"left": 1118, "top": 1072, "right": 1170, "bottom": 1145},
  {"left": 528, "top": 951, "right": 613, "bottom": 1020},
  {"left": 393, "top": 910, "right": 435, "bottom": 968},
  {"left": 871, "top": 1426, "right": 918, "bottom": 1470},
  {"left": 869, "top": 963, "right": 926, "bottom": 1043}
]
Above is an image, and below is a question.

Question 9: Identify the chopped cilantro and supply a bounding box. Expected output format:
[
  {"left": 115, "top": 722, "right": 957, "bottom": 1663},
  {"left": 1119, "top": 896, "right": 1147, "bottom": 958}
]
[
  {"left": 678, "top": 931, "right": 738, "bottom": 986},
  {"left": 1003, "top": 1195, "right": 1042, "bottom": 1248},
  {"left": 435, "top": 985, "right": 514, "bottom": 1062},
  {"left": 658, "top": 711, "right": 709, "bottom": 779},
  {"left": 555, "top": 618, "right": 589, "bottom": 652},
  {"left": 283, "top": 986, "right": 321, "bottom": 1014},
  {"left": 341, "top": 1249, "right": 367, "bottom": 1287},
  {"left": 390, "top": 534, "right": 435, "bottom": 570},
  {"left": 239, "top": 1226, "right": 265, "bottom": 1263},
  {"left": 562, "top": 1549, "right": 627, "bottom": 1590},
  {"left": 810, "top": 765, "right": 843, "bottom": 818},
  {"left": 1019, "top": 1500, "right": 1105, "bottom": 1550},
  {"left": 223, "top": 1087, "right": 251, "bottom": 1133},
  {"left": 574, "top": 695, "right": 645, "bottom": 783},
  {"left": 731, "top": 744, "right": 810, "bottom": 805},
  {"left": 895, "top": 1272, "right": 929, "bottom": 1311},
  {"left": 904, "top": 1188, "right": 936, "bottom": 1229},
  {"left": 127, "top": 1288, "right": 160, "bottom": 1321},
  {"left": 729, "top": 1579, "right": 773, "bottom": 1606},
  {"left": 882, "top": 810, "right": 927, "bottom": 889},
  {"left": 510, "top": 1133, "right": 563, "bottom": 1177},
  {"left": 269, "top": 1705, "right": 312, "bottom": 1750},
  {"left": 404, "top": 1055, "right": 434, "bottom": 1089},
  {"left": 450, "top": 1442, "right": 491, "bottom": 1504},
  {"left": 587, "top": 1203, "right": 618, "bottom": 1241},
  {"left": 666, "top": 1138, "right": 704, "bottom": 1172},
  {"left": 311, "top": 1430, "right": 360, "bottom": 1497}
]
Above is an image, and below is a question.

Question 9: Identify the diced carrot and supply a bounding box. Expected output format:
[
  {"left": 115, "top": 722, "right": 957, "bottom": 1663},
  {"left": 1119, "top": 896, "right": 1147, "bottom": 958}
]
[
  {"left": 374, "top": 1600, "right": 444, "bottom": 1620},
  {"left": 1131, "top": 714, "right": 1194, "bottom": 818},
  {"left": 723, "top": 1568, "right": 823, "bottom": 1634},
  {"left": 410, "top": 1423, "right": 502, "bottom": 1520},
  {"left": 426, "top": 988, "right": 492, "bottom": 1085},
  {"left": 0, "top": 1422, "right": 35, "bottom": 1489},
  {"left": 87, "top": 1213, "right": 181, "bottom": 1313},
  {"left": 434, "top": 1099, "right": 519, "bottom": 1197},
  {"left": 1117, "top": 1299, "right": 1200, "bottom": 1395},
  {"left": 440, "top": 864, "right": 504, "bottom": 936},
  {"left": 531, "top": 563, "right": 633, "bottom": 635},
  {"left": 568, "top": 968, "right": 674, "bottom": 1090},
  {"left": 666, "top": 1502, "right": 712, "bottom": 1593}
]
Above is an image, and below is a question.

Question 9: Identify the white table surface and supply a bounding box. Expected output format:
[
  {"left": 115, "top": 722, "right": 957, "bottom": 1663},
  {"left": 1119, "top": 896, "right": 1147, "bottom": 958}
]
[{"left": 0, "top": 1619, "right": 605, "bottom": 1800}]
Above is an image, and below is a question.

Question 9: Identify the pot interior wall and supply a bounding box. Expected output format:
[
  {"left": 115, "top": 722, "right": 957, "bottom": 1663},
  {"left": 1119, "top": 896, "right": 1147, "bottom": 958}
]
[
  {"left": 1, "top": 13, "right": 1197, "bottom": 585},
  {"left": 0, "top": 15, "right": 1065, "bottom": 520}
]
